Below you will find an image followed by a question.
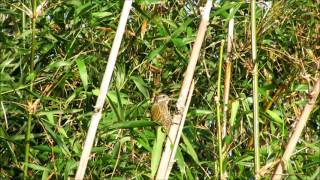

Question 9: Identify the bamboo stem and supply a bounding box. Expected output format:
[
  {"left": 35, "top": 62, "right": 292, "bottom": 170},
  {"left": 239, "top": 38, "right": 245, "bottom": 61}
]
[
  {"left": 75, "top": 1, "right": 132, "bottom": 179},
  {"left": 217, "top": 40, "right": 225, "bottom": 179},
  {"left": 20, "top": 0, "right": 26, "bottom": 83},
  {"left": 222, "top": 12, "right": 234, "bottom": 180},
  {"left": 251, "top": 0, "right": 260, "bottom": 178},
  {"left": 272, "top": 79, "right": 320, "bottom": 180},
  {"left": 24, "top": 0, "right": 37, "bottom": 178},
  {"left": 30, "top": 0, "right": 36, "bottom": 73},
  {"left": 155, "top": 1, "right": 212, "bottom": 179},
  {"left": 222, "top": 16, "right": 234, "bottom": 139},
  {"left": 164, "top": 80, "right": 196, "bottom": 179}
]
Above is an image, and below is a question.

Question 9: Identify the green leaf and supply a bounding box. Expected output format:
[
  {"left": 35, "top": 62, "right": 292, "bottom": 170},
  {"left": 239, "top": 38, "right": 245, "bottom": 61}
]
[
  {"left": 58, "top": 127, "right": 69, "bottom": 138},
  {"left": 40, "top": 43, "right": 54, "bottom": 54},
  {"left": 107, "top": 95, "right": 122, "bottom": 122},
  {"left": 186, "top": 166, "right": 195, "bottom": 180},
  {"left": 33, "top": 145, "right": 62, "bottom": 153},
  {"left": 194, "top": 109, "right": 212, "bottom": 115},
  {"left": 26, "top": 72, "right": 36, "bottom": 82},
  {"left": 47, "top": 61, "right": 72, "bottom": 70},
  {"left": 24, "top": 163, "right": 49, "bottom": 171},
  {"left": 41, "top": 120, "right": 71, "bottom": 157},
  {"left": 214, "top": 2, "right": 239, "bottom": 16},
  {"left": 109, "top": 120, "right": 157, "bottom": 130},
  {"left": 148, "top": 18, "right": 192, "bottom": 61},
  {"left": 294, "top": 84, "right": 308, "bottom": 92},
  {"left": 0, "top": 72, "right": 14, "bottom": 82},
  {"left": 115, "top": 87, "right": 124, "bottom": 121},
  {"left": 136, "top": 137, "right": 152, "bottom": 152},
  {"left": 224, "top": 136, "right": 232, "bottom": 145},
  {"left": 64, "top": 160, "right": 77, "bottom": 180},
  {"left": 107, "top": 91, "right": 131, "bottom": 105},
  {"left": 182, "top": 133, "right": 199, "bottom": 164},
  {"left": 230, "top": 100, "right": 239, "bottom": 127},
  {"left": 130, "top": 76, "right": 149, "bottom": 99},
  {"left": 266, "top": 110, "right": 283, "bottom": 124},
  {"left": 236, "top": 155, "right": 254, "bottom": 166},
  {"left": 92, "top": 12, "right": 112, "bottom": 18},
  {"left": 45, "top": 113, "right": 55, "bottom": 125},
  {"left": 7, "top": 133, "right": 44, "bottom": 141},
  {"left": 151, "top": 128, "right": 166, "bottom": 177},
  {"left": 149, "top": 46, "right": 164, "bottom": 61},
  {"left": 172, "top": 38, "right": 186, "bottom": 48},
  {"left": 225, "top": 3, "right": 242, "bottom": 24},
  {"left": 125, "top": 99, "right": 148, "bottom": 119},
  {"left": 76, "top": 58, "right": 88, "bottom": 91},
  {"left": 136, "top": 0, "right": 164, "bottom": 5},
  {"left": 92, "top": 88, "right": 100, "bottom": 96},
  {"left": 41, "top": 169, "right": 49, "bottom": 180},
  {"left": 175, "top": 147, "right": 186, "bottom": 176}
]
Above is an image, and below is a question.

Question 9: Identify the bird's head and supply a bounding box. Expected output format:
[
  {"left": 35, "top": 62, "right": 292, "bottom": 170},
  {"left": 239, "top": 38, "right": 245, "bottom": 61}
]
[{"left": 154, "top": 94, "right": 170, "bottom": 104}]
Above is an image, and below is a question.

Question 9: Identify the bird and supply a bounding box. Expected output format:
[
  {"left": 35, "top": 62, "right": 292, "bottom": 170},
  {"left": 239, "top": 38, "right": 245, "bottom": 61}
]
[{"left": 151, "top": 94, "right": 172, "bottom": 133}]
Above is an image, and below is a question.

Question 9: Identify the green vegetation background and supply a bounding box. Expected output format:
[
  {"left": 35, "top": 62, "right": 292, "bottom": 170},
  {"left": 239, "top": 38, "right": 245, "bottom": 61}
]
[{"left": 0, "top": 0, "right": 319, "bottom": 179}]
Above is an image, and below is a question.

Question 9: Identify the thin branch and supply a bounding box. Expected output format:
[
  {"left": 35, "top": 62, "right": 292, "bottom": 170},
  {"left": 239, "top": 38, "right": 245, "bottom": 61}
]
[{"left": 75, "top": 1, "right": 133, "bottom": 179}]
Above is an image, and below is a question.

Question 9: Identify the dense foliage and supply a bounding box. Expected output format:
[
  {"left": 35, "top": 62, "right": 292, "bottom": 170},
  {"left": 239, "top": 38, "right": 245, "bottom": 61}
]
[{"left": 0, "top": 0, "right": 319, "bottom": 179}]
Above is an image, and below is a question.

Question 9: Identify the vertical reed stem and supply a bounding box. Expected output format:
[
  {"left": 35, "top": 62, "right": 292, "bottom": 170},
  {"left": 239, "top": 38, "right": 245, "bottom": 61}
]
[
  {"left": 251, "top": 0, "right": 260, "bottom": 178},
  {"left": 216, "top": 40, "right": 225, "bottom": 179},
  {"left": 222, "top": 16, "right": 234, "bottom": 139},
  {"left": 20, "top": 0, "right": 26, "bottom": 83},
  {"left": 24, "top": 0, "right": 37, "bottom": 178},
  {"left": 222, "top": 12, "right": 234, "bottom": 180}
]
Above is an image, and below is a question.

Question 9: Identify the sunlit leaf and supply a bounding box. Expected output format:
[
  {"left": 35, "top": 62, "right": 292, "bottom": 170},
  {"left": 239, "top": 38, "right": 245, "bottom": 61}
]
[
  {"left": 76, "top": 58, "right": 88, "bottom": 91},
  {"left": 92, "top": 11, "right": 112, "bottom": 18},
  {"left": 109, "top": 120, "right": 157, "bottom": 129},
  {"left": 151, "top": 128, "right": 166, "bottom": 177},
  {"left": 266, "top": 110, "right": 283, "bottom": 124},
  {"left": 131, "top": 76, "right": 150, "bottom": 99},
  {"left": 182, "top": 133, "right": 199, "bottom": 164}
]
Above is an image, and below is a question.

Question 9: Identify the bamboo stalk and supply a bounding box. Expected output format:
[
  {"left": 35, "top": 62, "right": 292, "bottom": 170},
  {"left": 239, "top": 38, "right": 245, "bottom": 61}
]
[
  {"left": 222, "top": 15, "right": 234, "bottom": 139},
  {"left": 24, "top": 0, "right": 37, "bottom": 178},
  {"left": 75, "top": 1, "right": 132, "bottom": 179},
  {"left": 251, "top": 0, "right": 260, "bottom": 178},
  {"left": 272, "top": 79, "right": 320, "bottom": 180},
  {"left": 217, "top": 40, "right": 225, "bottom": 179},
  {"left": 164, "top": 80, "right": 195, "bottom": 179},
  {"left": 155, "top": 1, "right": 212, "bottom": 179},
  {"left": 222, "top": 11, "right": 234, "bottom": 180},
  {"left": 20, "top": 0, "right": 26, "bottom": 83}
]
